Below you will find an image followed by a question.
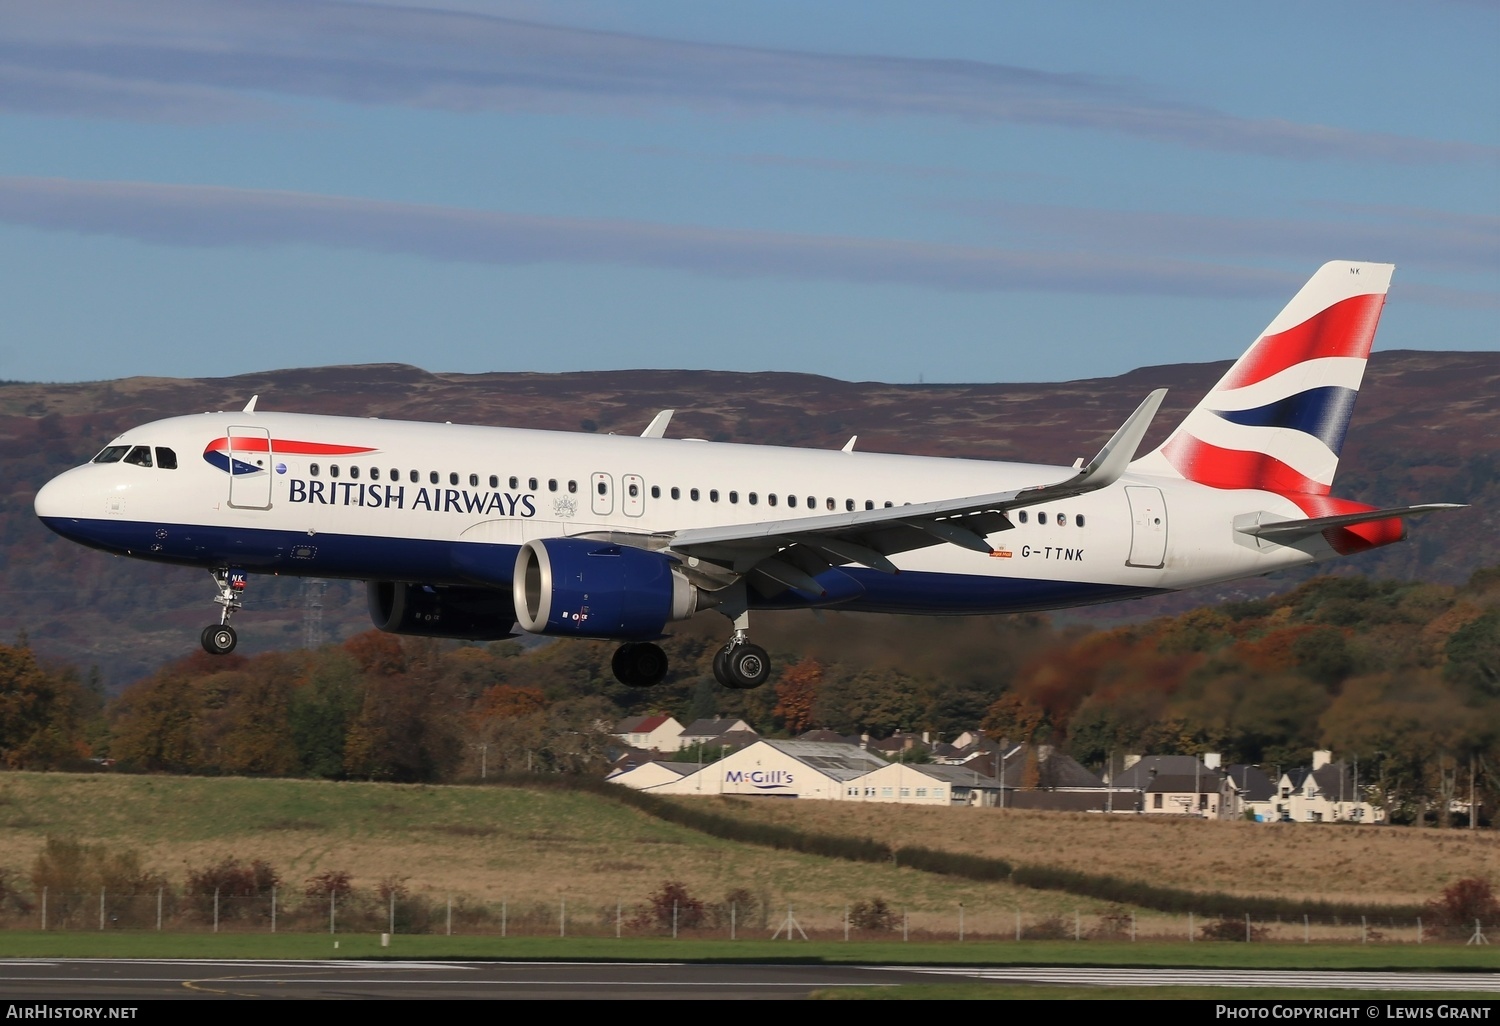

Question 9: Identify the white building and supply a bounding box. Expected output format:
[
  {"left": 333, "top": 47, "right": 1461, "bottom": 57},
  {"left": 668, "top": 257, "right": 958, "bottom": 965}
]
[
  {"left": 613, "top": 739, "right": 887, "bottom": 799},
  {"left": 612, "top": 714, "right": 685, "bottom": 752}
]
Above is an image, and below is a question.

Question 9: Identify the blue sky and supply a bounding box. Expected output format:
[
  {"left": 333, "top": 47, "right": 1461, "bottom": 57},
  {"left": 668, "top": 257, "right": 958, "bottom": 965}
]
[{"left": 0, "top": 0, "right": 1495, "bottom": 385}]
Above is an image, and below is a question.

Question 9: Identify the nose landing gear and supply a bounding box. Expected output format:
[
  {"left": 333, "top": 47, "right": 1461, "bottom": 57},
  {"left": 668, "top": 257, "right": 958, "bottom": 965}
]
[{"left": 201, "top": 568, "right": 247, "bottom": 655}]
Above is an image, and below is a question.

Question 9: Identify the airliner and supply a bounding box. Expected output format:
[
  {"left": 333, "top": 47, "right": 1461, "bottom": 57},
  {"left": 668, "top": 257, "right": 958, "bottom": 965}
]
[{"left": 34, "top": 261, "right": 1461, "bottom": 689}]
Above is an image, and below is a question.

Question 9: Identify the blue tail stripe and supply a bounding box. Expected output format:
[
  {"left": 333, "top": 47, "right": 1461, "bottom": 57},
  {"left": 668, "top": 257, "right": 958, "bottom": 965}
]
[{"left": 1211, "top": 385, "right": 1359, "bottom": 455}]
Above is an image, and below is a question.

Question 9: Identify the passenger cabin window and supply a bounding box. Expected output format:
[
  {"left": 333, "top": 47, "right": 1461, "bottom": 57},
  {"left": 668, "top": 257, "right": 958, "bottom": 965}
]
[
  {"left": 123, "top": 445, "right": 152, "bottom": 468},
  {"left": 825, "top": 497, "right": 835, "bottom": 511},
  {"left": 1018, "top": 510, "right": 1028, "bottom": 524},
  {"left": 865, "top": 500, "right": 874, "bottom": 510},
  {"left": 1037, "top": 512, "right": 1047, "bottom": 525},
  {"left": 429, "top": 471, "right": 439, "bottom": 484},
  {"left": 310, "top": 463, "right": 320, "bottom": 477},
  {"left": 767, "top": 494, "right": 777, "bottom": 506},
  {"left": 329, "top": 464, "right": 340, "bottom": 479},
  {"left": 489, "top": 475, "right": 498, "bottom": 488},
  {"left": 728, "top": 490, "right": 738, "bottom": 503},
  {"left": 409, "top": 470, "right": 419, "bottom": 483},
  {"left": 154, "top": 448, "right": 177, "bottom": 470},
  {"left": 846, "top": 499, "right": 854, "bottom": 511},
  {"left": 568, "top": 480, "right": 577, "bottom": 493},
  {"left": 528, "top": 478, "right": 538, "bottom": 491},
  {"left": 371, "top": 467, "right": 381, "bottom": 481},
  {"left": 690, "top": 488, "right": 699, "bottom": 501},
  {"left": 1057, "top": 512, "right": 1067, "bottom": 526},
  {"left": 597, "top": 481, "right": 607, "bottom": 495},
  {"left": 709, "top": 489, "right": 719, "bottom": 502},
  {"left": 748, "top": 492, "right": 758, "bottom": 505},
  {"left": 509, "top": 477, "right": 519, "bottom": 489},
  {"left": 1077, "top": 514, "right": 1086, "bottom": 528},
  {"left": 92, "top": 446, "right": 129, "bottom": 464},
  {"left": 349, "top": 466, "right": 359, "bottom": 480},
  {"left": 671, "top": 487, "right": 680, "bottom": 500},
  {"left": 449, "top": 472, "right": 459, "bottom": 486},
  {"left": 787, "top": 494, "right": 797, "bottom": 508},
  {"left": 548, "top": 479, "right": 558, "bottom": 492},
  {"left": 469, "top": 473, "right": 479, "bottom": 487},
  {"left": 651, "top": 485, "right": 661, "bottom": 498}
]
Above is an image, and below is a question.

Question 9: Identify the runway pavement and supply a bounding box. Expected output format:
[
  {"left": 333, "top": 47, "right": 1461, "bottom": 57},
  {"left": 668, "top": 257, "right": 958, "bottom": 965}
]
[{"left": 1, "top": 959, "right": 1498, "bottom": 1000}]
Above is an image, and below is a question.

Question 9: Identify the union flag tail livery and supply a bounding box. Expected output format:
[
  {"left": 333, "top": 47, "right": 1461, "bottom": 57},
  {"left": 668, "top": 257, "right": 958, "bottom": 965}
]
[
  {"left": 1132, "top": 261, "right": 1413, "bottom": 554},
  {"left": 33, "top": 260, "right": 1464, "bottom": 688}
]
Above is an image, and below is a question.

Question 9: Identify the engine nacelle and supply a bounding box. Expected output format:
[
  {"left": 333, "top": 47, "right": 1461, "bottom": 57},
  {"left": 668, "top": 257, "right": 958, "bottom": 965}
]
[
  {"left": 366, "top": 581, "right": 516, "bottom": 640},
  {"left": 513, "top": 538, "right": 701, "bottom": 639}
]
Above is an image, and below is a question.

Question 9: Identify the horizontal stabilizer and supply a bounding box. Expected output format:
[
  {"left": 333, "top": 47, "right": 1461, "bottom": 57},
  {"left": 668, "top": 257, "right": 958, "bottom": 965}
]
[{"left": 1237, "top": 503, "right": 1466, "bottom": 540}]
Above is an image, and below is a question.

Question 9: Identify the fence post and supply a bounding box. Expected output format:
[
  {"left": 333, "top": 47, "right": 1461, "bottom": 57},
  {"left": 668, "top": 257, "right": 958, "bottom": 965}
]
[
  {"left": 1130, "top": 911, "right": 1136, "bottom": 943},
  {"left": 41, "top": 887, "right": 46, "bottom": 932},
  {"left": 447, "top": 896, "right": 452, "bottom": 937},
  {"left": 959, "top": 904, "right": 965, "bottom": 942},
  {"left": 616, "top": 899, "right": 621, "bottom": 940},
  {"left": 501, "top": 900, "right": 507, "bottom": 939},
  {"left": 672, "top": 900, "right": 678, "bottom": 939},
  {"left": 1015, "top": 908, "right": 1021, "bottom": 942},
  {"left": 1074, "top": 909, "right": 1080, "bottom": 942},
  {"left": 100, "top": 887, "right": 105, "bottom": 931},
  {"left": 1246, "top": 913, "right": 1251, "bottom": 943},
  {"left": 213, "top": 887, "right": 219, "bottom": 934},
  {"left": 329, "top": 889, "right": 335, "bottom": 935},
  {"left": 1304, "top": 913, "right": 1310, "bottom": 944},
  {"left": 1417, "top": 917, "right": 1423, "bottom": 945},
  {"left": 1362, "top": 916, "right": 1367, "bottom": 945},
  {"left": 730, "top": 901, "right": 735, "bottom": 941},
  {"left": 271, "top": 887, "right": 277, "bottom": 934},
  {"left": 903, "top": 909, "right": 909, "bottom": 942},
  {"left": 1188, "top": 911, "right": 1194, "bottom": 942},
  {"left": 844, "top": 904, "right": 849, "bottom": 942},
  {"left": 157, "top": 887, "right": 163, "bottom": 932},
  {"left": 560, "top": 898, "right": 566, "bottom": 938}
]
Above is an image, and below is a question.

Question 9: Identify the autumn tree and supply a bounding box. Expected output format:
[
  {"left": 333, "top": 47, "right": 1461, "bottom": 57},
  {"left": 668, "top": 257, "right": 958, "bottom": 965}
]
[
  {"left": 773, "top": 658, "right": 822, "bottom": 735},
  {"left": 0, "top": 644, "right": 91, "bottom": 768}
]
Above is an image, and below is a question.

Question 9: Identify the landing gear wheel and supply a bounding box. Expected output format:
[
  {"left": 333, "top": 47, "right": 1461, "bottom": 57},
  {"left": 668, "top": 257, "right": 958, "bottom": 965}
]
[
  {"left": 718, "top": 642, "right": 770, "bottom": 690},
  {"left": 712, "top": 646, "right": 731, "bottom": 687},
  {"left": 201, "top": 624, "right": 238, "bottom": 655},
  {"left": 611, "top": 642, "right": 669, "bottom": 688}
]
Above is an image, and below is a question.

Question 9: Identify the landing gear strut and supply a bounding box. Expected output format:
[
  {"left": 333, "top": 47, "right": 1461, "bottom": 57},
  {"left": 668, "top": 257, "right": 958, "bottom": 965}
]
[
  {"left": 612, "top": 641, "right": 669, "bottom": 688},
  {"left": 712, "top": 610, "right": 770, "bottom": 690},
  {"left": 201, "top": 567, "right": 246, "bottom": 655}
]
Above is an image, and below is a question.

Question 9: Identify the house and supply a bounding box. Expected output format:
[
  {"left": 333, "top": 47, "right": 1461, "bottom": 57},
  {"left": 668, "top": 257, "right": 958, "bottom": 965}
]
[
  {"left": 612, "top": 714, "right": 685, "bottom": 752},
  {"left": 1274, "top": 751, "right": 1383, "bottom": 824},
  {"left": 678, "top": 718, "right": 756, "bottom": 749},
  {"left": 1224, "top": 764, "right": 1278, "bottom": 821},
  {"left": 1109, "top": 755, "right": 1226, "bottom": 816}
]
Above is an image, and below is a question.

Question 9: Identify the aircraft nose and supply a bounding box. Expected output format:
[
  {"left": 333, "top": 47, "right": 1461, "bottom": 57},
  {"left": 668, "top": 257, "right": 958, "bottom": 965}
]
[{"left": 34, "top": 468, "right": 93, "bottom": 523}]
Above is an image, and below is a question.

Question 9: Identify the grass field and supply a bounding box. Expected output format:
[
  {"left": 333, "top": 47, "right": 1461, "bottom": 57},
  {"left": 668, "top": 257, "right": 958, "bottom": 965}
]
[
  {"left": 0, "top": 772, "right": 1494, "bottom": 944},
  {"left": 680, "top": 794, "right": 1500, "bottom": 908}
]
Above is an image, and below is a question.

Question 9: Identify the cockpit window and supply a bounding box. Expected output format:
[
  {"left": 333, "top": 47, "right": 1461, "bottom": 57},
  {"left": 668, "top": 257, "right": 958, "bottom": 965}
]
[
  {"left": 92, "top": 445, "right": 129, "bottom": 464},
  {"left": 155, "top": 447, "right": 178, "bottom": 470},
  {"left": 123, "top": 445, "right": 153, "bottom": 468}
]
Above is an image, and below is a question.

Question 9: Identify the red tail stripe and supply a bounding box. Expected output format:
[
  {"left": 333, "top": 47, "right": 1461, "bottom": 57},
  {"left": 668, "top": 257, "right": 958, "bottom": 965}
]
[
  {"left": 1162, "top": 434, "right": 1330, "bottom": 495},
  {"left": 1220, "top": 293, "right": 1386, "bottom": 391},
  {"left": 1280, "top": 493, "right": 1404, "bottom": 555}
]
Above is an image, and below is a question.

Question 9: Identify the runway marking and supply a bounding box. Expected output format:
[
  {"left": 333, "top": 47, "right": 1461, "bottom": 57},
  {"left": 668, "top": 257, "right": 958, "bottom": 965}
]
[{"left": 880, "top": 966, "right": 1500, "bottom": 992}]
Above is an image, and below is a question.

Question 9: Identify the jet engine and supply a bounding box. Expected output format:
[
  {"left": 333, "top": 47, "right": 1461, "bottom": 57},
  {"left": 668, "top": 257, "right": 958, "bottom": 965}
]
[
  {"left": 366, "top": 581, "right": 516, "bottom": 640},
  {"left": 512, "top": 538, "right": 703, "bottom": 639}
]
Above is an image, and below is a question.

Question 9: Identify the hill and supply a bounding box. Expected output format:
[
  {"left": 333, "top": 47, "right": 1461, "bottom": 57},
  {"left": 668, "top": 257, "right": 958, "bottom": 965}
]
[{"left": 3, "top": 351, "right": 1494, "bottom": 687}]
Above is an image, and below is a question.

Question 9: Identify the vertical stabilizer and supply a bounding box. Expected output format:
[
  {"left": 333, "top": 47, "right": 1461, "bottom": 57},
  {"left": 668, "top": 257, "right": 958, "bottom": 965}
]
[{"left": 1132, "top": 260, "right": 1394, "bottom": 495}]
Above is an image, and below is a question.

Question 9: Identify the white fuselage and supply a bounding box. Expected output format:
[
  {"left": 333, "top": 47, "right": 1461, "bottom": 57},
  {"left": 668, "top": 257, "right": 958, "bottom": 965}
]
[{"left": 34, "top": 410, "right": 1327, "bottom": 618}]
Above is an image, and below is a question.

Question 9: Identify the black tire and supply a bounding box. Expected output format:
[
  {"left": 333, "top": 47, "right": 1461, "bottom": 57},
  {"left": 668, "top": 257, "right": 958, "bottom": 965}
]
[
  {"left": 723, "top": 642, "right": 770, "bottom": 689},
  {"left": 712, "top": 646, "right": 732, "bottom": 687},
  {"left": 201, "top": 624, "right": 237, "bottom": 655},
  {"left": 612, "top": 642, "right": 668, "bottom": 687}
]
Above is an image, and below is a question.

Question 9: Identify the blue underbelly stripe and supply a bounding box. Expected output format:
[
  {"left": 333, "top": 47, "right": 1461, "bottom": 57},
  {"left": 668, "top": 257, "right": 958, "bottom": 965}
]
[{"left": 39, "top": 516, "right": 1163, "bottom": 614}]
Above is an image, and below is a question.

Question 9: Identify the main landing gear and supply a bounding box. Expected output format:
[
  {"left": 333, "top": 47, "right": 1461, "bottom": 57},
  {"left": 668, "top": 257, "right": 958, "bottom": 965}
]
[
  {"left": 712, "top": 609, "right": 770, "bottom": 690},
  {"left": 201, "top": 567, "right": 247, "bottom": 655},
  {"left": 607, "top": 612, "right": 772, "bottom": 691}
]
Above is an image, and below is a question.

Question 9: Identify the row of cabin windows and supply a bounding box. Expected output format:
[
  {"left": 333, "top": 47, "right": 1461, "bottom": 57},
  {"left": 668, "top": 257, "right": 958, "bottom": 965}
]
[
  {"left": 295, "top": 463, "right": 1088, "bottom": 527},
  {"left": 308, "top": 464, "right": 578, "bottom": 494},
  {"left": 92, "top": 445, "right": 178, "bottom": 469},
  {"left": 1017, "top": 509, "right": 1086, "bottom": 528}
]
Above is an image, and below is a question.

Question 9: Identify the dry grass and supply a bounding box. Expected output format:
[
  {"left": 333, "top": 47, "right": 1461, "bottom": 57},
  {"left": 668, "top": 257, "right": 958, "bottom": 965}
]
[
  {"left": 685, "top": 797, "right": 1500, "bottom": 908},
  {"left": 0, "top": 773, "right": 1101, "bottom": 927}
]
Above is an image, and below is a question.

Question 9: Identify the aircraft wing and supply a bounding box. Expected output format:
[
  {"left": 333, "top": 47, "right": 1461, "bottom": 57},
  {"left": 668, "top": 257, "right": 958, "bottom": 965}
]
[{"left": 658, "top": 389, "right": 1166, "bottom": 593}]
